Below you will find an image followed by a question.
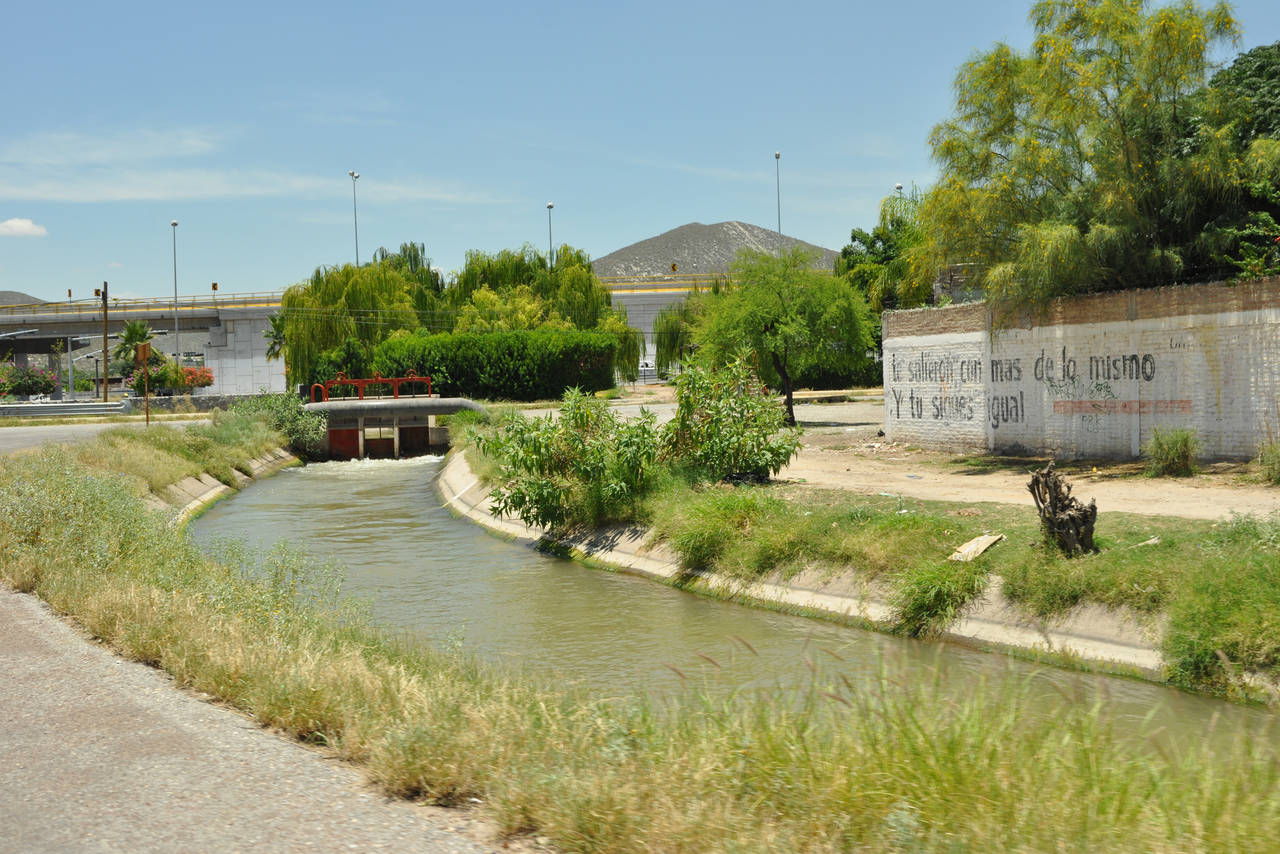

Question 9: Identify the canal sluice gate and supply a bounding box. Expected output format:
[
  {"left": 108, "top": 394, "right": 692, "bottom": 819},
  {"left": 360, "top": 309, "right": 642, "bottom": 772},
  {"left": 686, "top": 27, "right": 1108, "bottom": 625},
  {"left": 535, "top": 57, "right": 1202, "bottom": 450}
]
[{"left": 302, "top": 395, "right": 486, "bottom": 460}]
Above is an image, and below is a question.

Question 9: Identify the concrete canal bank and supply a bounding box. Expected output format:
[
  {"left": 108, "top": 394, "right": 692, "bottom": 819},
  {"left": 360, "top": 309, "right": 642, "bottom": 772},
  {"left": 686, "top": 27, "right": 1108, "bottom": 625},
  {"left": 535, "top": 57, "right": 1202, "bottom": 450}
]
[{"left": 436, "top": 450, "right": 1164, "bottom": 678}]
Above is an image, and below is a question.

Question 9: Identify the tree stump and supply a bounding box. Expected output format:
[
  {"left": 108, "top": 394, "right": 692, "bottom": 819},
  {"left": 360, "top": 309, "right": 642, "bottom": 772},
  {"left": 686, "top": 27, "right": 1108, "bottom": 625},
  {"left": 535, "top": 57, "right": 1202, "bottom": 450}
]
[{"left": 1027, "top": 462, "right": 1097, "bottom": 556}]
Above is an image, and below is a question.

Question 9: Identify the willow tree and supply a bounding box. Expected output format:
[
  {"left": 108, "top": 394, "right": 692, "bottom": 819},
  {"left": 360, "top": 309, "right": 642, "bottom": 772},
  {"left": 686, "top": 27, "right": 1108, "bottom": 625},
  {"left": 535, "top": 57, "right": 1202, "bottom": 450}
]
[
  {"left": 910, "top": 0, "right": 1258, "bottom": 312},
  {"left": 653, "top": 300, "right": 702, "bottom": 375},
  {"left": 281, "top": 263, "right": 417, "bottom": 386}
]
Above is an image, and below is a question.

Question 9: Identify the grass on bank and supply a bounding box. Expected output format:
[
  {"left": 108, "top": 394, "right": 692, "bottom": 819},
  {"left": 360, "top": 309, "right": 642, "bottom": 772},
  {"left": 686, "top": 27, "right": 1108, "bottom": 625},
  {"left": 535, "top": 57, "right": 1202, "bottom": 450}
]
[
  {"left": 48, "top": 410, "right": 281, "bottom": 494},
  {"left": 7, "top": 434, "right": 1280, "bottom": 852},
  {"left": 650, "top": 480, "right": 1280, "bottom": 694}
]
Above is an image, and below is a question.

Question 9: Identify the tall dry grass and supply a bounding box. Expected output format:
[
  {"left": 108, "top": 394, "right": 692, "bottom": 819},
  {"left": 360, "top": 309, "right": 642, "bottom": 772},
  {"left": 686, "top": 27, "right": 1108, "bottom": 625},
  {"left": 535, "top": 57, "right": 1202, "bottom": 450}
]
[{"left": 5, "top": 436, "right": 1280, "bottom": 851}]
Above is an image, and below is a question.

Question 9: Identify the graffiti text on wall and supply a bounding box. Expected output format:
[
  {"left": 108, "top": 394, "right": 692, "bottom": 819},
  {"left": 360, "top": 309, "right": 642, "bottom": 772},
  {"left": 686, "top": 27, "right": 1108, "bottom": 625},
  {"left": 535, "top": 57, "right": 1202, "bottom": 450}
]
[{"left": 1030, "top": 347, "right": 1157, "bottom": 383}]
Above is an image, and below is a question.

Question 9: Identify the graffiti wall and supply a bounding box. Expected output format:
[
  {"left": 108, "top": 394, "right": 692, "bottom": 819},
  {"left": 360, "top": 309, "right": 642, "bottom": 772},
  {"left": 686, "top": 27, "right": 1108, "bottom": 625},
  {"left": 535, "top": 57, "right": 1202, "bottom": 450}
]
[{"left": 881, "top": 278, "right": 1280, "bottom": 459}]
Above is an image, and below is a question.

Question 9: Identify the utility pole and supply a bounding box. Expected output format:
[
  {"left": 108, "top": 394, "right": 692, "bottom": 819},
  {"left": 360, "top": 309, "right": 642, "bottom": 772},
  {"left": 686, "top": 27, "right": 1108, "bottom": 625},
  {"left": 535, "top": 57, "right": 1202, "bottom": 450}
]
[{"left": 98, "top": 282, "right": 109, "bottom": 402}]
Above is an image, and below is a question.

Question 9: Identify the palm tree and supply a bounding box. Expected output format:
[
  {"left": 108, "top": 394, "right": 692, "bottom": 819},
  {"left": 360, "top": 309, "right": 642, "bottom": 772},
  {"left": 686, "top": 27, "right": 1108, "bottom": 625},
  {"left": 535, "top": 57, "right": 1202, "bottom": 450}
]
[
  {"left": 264, "top": 313, "right": 286, "bottom": 363},
  {"left": 112, "top": 320, "right": 155, "bottom": 365}
]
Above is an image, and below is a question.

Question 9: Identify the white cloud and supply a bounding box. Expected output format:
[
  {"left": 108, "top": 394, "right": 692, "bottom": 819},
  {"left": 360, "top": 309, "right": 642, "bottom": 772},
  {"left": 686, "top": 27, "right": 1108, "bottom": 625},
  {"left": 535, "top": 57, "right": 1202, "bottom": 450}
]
[
  {"left": 0, "top": 128, "right": 223, "bottom": 168},
  {"left": 0, "top": 217, "right": 48, "bottom": 237},
  {"left": 0, "top": 124, "right": 509, "bottom": 206},
  {"left": 108, "top": 261, "right": 124, "bottom": 268},
  {"left": 0, "top": 168, "right": 508, "bottom": 205}
]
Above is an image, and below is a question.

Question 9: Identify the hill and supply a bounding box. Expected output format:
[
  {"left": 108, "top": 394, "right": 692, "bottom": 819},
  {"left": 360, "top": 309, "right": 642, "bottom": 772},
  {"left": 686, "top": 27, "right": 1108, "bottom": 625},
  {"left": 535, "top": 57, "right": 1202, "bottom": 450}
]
[
  {"left": 592, "top": 221, "right": 837, "bottom": 278},
  {"left": 0, "top": 290, "right": 44, "bottom": 306}
]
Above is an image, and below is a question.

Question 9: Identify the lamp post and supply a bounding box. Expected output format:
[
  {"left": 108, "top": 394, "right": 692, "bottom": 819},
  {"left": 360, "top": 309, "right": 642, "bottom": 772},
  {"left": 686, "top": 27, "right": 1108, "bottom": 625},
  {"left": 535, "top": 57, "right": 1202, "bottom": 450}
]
[
  {"left": 171, "top": 220, "right": 179, "bottom": 367},
  {"left": 546, "top": 202, "right": 554, "bottom": 270},
  {"left": 348, "top": 170, "right": 361, "bottom": 266},
  {"left": 774, "top": 151, "right": 782, "bottom": 255}
]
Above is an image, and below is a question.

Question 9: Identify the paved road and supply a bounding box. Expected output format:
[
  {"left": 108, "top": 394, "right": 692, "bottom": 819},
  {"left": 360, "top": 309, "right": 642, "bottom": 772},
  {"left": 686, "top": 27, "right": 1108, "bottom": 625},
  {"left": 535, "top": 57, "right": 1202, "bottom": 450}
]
[
  {"left": 0, "top": 422, "right": 514, "bottom": 853},
  {"left": 0, "top": 419, "right": 204, "bottom": 456}
]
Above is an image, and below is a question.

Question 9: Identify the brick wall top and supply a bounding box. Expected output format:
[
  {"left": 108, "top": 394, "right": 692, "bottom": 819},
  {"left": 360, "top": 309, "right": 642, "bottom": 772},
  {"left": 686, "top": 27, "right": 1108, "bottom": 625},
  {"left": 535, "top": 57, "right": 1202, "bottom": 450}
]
[
  {"left": 882, "top": 302, "right": 986, "bottom": 338},
  {"left": 883, "top": 275, "right": 1280, "bottom": 340}
]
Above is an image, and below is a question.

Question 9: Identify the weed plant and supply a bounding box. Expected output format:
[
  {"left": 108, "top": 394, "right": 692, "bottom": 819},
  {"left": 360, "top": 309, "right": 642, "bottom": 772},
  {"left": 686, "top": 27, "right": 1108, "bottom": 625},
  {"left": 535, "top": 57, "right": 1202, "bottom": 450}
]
[
  {"left": 1143, "top": 427, "right": 1201, "bottom": 477},
  {"left": 9, "top": 445, "right": 1280, "bottom": 851},
  {"left": 472, "top": 358, "right": 800, "bottom": 532},
  {"left": 230, "top": 393, "right": 327, "bottom": 459},
  {"left": 1258, "top": 439, "right": 1280, "bottom": 485}
]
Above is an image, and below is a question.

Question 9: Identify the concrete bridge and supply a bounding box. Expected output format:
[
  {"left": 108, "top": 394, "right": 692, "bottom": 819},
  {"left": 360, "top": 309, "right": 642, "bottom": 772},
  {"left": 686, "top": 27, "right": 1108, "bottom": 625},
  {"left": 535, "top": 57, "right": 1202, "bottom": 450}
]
[
  {"left": 0, "top": 292, "right": 285, "bottom": 397},
  {"left": 0, "top": 275, "right": 705, "bottom": 396}
]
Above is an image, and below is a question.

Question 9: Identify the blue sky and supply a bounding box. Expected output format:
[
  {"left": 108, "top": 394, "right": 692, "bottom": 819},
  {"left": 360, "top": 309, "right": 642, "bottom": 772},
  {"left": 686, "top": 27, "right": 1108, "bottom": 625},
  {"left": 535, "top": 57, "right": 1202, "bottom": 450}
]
[{"left": 3, "top": 0, "right": 1277, "bottom": 302}]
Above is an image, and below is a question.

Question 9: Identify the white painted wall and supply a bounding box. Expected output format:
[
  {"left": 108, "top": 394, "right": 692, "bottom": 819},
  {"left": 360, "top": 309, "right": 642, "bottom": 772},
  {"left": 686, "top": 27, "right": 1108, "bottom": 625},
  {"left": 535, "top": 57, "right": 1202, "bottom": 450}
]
[{"left": 883, "top": 285, "right": 1280, "bottom": 459}]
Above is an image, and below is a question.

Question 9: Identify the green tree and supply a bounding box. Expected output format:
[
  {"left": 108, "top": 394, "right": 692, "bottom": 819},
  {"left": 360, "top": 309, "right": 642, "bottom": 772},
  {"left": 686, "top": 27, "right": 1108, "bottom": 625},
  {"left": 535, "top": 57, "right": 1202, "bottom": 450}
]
[
  {"left": 836, "top": 186, "right": 926, "bottom": 310},
  {"left": 653, "top": 300, "right": 702, "bottom": 375},
  {"left": 695, "top": 248, "right": 875, "bottom": 425},
  {"left": 281, "top": 262, "right": 418, "bottom": 386},
  {"left": 913, "top": 0, "right": 1265, "bottom": 312},
  {"left": 1210, "top": 40, "right": 1280, "bottom": 144}
]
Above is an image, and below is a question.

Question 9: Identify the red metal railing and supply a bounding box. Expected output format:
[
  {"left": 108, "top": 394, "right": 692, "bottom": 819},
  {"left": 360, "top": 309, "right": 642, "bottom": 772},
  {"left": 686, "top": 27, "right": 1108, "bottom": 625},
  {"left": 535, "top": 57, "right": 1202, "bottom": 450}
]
[{"left": 309, "top": 371, "right": 432, "bottom": 402}]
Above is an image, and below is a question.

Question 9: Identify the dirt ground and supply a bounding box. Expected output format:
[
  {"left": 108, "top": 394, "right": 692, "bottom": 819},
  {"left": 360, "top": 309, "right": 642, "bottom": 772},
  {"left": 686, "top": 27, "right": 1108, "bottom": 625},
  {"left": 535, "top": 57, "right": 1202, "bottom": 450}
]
[{"left": 785, "top": 398, "right": 1280, "bottom": 521}]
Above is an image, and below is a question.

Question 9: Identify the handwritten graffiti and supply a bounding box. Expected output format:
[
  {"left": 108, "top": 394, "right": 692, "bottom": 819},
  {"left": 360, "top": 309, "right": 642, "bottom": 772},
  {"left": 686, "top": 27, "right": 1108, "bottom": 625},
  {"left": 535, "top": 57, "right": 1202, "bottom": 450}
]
[
  {"left": 891, "top": 352, "right": 984, "bottom": 385},
  {"left": 989, "top": 358, "right": 1022, "bottom": 383},
  {"left": 1089, "top": 353, "right": 1156, "bottom": 382},
  {"left": 1031, "top": 347, "right": 1157, "bottom": 384},
  {"left": 891, "top": 388, "right": 978, "bottom": 422},
  {"left": 989, "top": 392, "right": 1026, "bottom": 430}
]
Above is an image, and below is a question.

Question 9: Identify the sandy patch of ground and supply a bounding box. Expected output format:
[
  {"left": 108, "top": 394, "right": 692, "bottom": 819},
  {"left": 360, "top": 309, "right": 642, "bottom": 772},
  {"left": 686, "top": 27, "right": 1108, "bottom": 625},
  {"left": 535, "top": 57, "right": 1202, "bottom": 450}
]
[{"left": 784, "top": 405, "right": 1280, "bottom": 521}]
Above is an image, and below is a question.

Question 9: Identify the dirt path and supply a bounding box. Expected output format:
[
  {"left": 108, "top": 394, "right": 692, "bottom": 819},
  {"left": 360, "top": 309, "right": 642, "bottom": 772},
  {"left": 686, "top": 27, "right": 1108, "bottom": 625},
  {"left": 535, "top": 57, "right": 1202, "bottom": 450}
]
[
  {"left": 0, "top": 584, "right": 526, "bottom": 854},
  {"left": 783, "top": 399, "right": 1280, "bottom": 521}
]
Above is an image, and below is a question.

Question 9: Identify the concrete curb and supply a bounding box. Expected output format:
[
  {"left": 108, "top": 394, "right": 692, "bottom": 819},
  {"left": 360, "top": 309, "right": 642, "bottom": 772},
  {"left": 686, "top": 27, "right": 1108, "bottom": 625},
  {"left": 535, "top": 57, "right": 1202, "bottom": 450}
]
[
  {"left": 436, "top": 451, "right": 1165, "bottom": 678},
  {"left": 168, "top": 448, "right": 300, "bottom": 526}
]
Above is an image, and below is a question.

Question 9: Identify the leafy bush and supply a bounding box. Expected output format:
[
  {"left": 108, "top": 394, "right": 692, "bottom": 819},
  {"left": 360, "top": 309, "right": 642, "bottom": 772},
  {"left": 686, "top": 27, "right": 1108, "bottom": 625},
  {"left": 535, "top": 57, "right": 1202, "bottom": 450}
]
[
  {"left": 1258, "top": 439, "right": 1280, "bottom": 485},
  {"left": 662, "top": 357, "right": 801, "bottom": 483},
  {"left": 477, "top": 389, "right": 661, "bottom": 529},
  {"left": 230, "top": 393, "right": 328, "bottom": 460},
  {"left": 476, "top": 359, "right": 801, "bottom": 531},
  {"left": 3, "top": 364, "right": 58, "bottom": 396},
  {"left": 1143, "top": 427, "right": 1201, "bottom": 477},
  {"left": 356, "top": 329, "right": 616, "bottom": 401},
  {"left": 127, "top": 363, "right": 215, "bottom": 395}
]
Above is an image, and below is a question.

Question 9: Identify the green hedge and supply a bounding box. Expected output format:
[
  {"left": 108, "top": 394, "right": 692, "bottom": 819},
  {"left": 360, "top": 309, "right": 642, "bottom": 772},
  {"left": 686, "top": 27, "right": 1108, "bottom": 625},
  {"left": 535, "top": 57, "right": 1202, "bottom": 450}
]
[{"left": 368, "top": 330, "right": 617, "bottom": 401}]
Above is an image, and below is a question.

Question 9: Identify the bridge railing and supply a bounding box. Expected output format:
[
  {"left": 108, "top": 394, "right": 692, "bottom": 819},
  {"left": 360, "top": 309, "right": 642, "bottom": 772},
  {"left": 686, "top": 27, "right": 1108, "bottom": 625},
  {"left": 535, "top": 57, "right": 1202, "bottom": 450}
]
[{"left": 0, "top": 291, "right": 286, "bottom": 318}]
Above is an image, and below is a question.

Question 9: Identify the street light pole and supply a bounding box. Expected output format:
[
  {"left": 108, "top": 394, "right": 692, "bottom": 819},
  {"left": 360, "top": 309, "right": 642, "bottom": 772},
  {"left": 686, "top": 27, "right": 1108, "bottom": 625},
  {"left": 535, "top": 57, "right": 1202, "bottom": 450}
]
[
  {"left": 546, "top": 202, "right": 554, "bottom": 270},
  {"left": 171, "top": 220, "right": 179, "bottom": 367},
  {"left": 349, "top": 170, "right": 361, "bottom": 266},
  {"left": 774, "top": 151, "right": 782, "bottom": 256}
]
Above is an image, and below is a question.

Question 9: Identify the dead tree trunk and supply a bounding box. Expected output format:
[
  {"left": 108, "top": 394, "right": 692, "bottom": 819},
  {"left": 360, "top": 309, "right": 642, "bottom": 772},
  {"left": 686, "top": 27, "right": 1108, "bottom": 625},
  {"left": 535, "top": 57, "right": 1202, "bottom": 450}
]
[{"left": 1027, "top": 462, "right": 1097, "bottom": 556}]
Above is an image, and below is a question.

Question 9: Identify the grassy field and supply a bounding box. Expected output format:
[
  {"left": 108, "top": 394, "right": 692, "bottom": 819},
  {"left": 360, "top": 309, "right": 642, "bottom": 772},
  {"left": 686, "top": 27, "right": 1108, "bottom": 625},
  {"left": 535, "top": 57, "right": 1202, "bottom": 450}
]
[{"left": 6, "top": 418, "right": 1280, "bottom": 851}]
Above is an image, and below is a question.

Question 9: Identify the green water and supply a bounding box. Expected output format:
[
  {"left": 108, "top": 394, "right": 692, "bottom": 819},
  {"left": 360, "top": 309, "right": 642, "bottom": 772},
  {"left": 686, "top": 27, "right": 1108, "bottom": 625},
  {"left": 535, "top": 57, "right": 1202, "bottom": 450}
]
[{"left": 190, "top": 455, "right": 1278, "bottom": 749}]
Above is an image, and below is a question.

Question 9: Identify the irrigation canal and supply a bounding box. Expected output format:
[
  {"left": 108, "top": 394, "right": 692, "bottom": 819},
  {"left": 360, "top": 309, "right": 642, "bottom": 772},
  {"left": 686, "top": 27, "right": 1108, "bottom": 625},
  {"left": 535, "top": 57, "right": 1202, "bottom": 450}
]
[{"left": 190, "top": 455, "right": 1278, "bottom": 750}]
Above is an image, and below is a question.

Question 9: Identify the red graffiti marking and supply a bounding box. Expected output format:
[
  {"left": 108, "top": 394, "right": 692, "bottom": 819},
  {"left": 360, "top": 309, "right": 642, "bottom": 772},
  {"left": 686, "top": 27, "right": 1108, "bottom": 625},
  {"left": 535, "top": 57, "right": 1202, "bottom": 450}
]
[{"left": 1052, "top": 400, "right": 1193, "bottom": 415}]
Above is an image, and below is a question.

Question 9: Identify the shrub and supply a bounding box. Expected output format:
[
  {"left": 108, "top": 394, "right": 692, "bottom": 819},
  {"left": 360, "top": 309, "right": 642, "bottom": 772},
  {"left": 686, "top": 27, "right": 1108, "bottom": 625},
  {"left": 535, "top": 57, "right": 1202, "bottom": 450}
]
[
  {"left": 230, "top": 393, "right": 328, "bottom": 460},
  {"left": 4, "top": 364, "right": 58, "bottom": 396},
  {"left": 1143, "top": 427, "right": 1201, "bottom": 477},
  {"left": 351, "top": 329, "right": 617, "bottom": 401},
  {"left": 661, "top": 356, "right": 801, "bottom": 483},
  {"left": 127, "top": 363, "right": 215, "bottom": 395},
  {"left": 1259, "top": 440, "right": 1280, "bottom": 486},
  {"left": 477, "top": 388, "right": 661, "bottom": 529}
]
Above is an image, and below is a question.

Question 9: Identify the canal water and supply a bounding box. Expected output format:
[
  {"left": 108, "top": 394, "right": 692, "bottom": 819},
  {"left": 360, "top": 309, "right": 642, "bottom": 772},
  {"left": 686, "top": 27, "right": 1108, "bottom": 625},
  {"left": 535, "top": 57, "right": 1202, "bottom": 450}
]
[{"left": 190, "top": 456, "right": 1278, "bottom": 746}]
